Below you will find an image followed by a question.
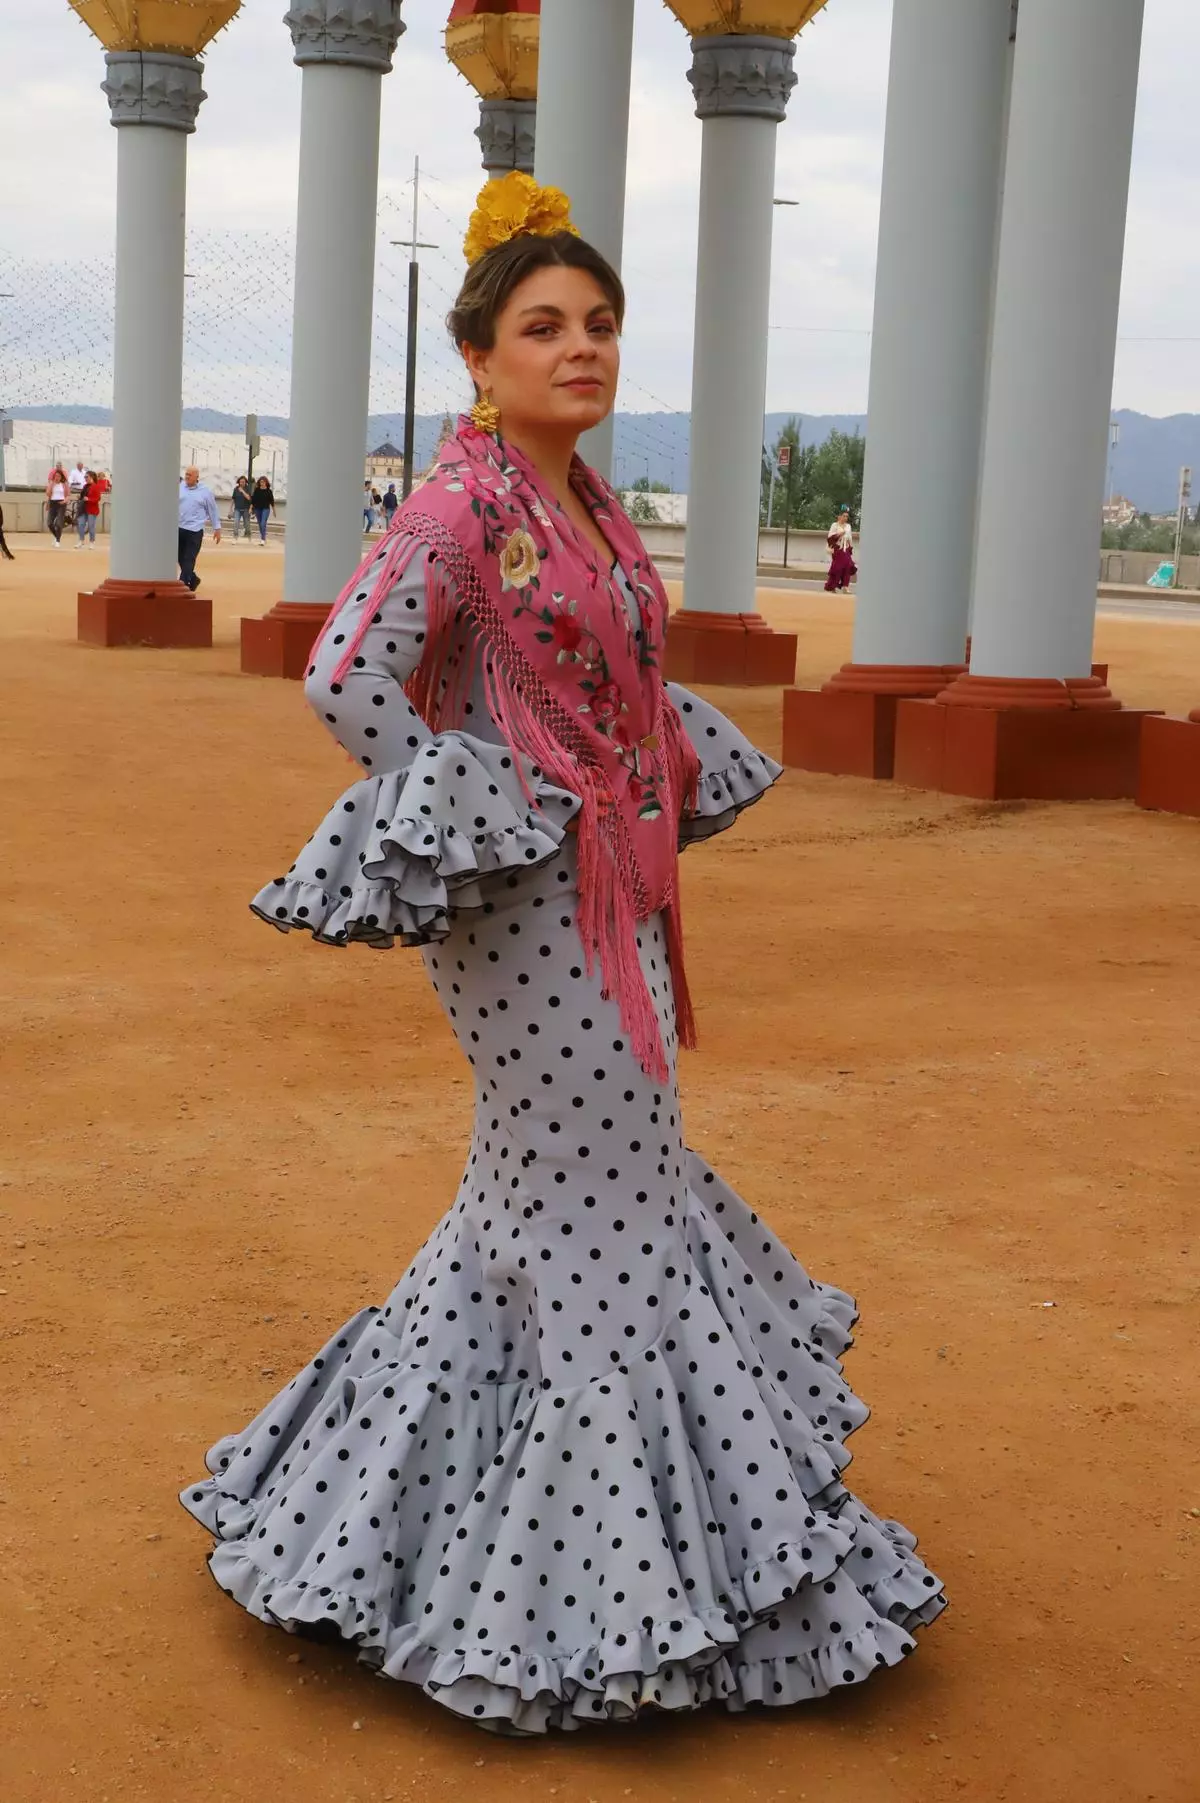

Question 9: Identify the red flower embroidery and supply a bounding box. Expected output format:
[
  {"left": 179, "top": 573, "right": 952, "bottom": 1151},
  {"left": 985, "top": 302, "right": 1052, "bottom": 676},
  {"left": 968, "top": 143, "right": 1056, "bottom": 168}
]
[
  {"left": 551, "top": 612, "right": 584, "bottom": 655},
  {"left": 591, "top": 680, "right": 622, "bottom": 722}
]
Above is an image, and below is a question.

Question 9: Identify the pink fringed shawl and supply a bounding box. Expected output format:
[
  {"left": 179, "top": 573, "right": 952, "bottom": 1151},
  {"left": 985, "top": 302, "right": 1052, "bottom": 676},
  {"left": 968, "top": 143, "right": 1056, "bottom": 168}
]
[{"left": 310, "top": 421, "right": 700, "bottom": 1080}]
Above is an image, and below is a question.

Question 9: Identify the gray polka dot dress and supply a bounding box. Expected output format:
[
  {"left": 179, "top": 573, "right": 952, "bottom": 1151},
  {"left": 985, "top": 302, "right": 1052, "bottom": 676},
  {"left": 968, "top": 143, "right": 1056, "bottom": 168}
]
[{"left": 181, "top": 544, "right": 946, "bottom": 1733}]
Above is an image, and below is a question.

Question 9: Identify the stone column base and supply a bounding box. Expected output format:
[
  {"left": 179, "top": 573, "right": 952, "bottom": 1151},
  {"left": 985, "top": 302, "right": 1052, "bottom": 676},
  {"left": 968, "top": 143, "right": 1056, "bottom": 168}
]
[
  {"left": 893, "top": 675, "right": 1159, "bottom": 800},
  {"left": 662, "top": 611, "right": 797, "bottom": 686},
  {"left": 240, "top": 601, "right": 332, "bottom": 680},
  {"left": 781, "top": 663, "right": 967, "bottom": 779},
  {"left": 1136, "top": 712, "right": 1200, "bottom": 818},
  {"left": 78, "top": 579, "right": 212, "bottom": 649}
]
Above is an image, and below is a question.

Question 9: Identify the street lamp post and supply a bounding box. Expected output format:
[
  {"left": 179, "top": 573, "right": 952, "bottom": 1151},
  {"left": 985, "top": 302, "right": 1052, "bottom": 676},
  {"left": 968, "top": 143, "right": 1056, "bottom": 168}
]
[{"left": 391, "top": 157, "right": 437, "bottom": 500}]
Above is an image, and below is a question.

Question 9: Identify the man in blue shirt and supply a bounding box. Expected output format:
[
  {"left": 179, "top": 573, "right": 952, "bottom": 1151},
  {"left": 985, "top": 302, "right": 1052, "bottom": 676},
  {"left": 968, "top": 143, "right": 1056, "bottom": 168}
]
[{"left": 178, "top": 466, "right": 221, "bottom": 592}]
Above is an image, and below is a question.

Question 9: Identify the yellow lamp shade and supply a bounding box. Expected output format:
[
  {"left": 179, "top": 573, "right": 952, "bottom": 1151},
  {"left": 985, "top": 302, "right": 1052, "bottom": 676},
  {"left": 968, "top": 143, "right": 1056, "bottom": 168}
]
[
  {"left": 445, "top": 5, "right": 540, "bottom": 102},
  {"left": 68, "top": 0, "right": 242, "bottom": 55},
  {"left": 661, "top": 1, "right": 829, "bottom": 39}
]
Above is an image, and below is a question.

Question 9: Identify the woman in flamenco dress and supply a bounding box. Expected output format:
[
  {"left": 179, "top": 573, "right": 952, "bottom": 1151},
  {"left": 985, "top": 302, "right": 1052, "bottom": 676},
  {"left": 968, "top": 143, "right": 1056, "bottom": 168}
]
[
  {"left": 824, "top": 508, "right": 858, "bottom": 592},
  {"left": 181, "top": 175, "right": 945, "bottom": 1735}
]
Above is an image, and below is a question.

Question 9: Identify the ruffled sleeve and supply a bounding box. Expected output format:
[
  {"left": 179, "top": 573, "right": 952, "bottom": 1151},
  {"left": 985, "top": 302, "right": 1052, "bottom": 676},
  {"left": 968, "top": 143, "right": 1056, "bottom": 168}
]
[
  {"left": 250, "top": 544, "right": 582, "bottom": 949},
  {"left": 667, "top": 682, "right": 783, "bottom": 850}
]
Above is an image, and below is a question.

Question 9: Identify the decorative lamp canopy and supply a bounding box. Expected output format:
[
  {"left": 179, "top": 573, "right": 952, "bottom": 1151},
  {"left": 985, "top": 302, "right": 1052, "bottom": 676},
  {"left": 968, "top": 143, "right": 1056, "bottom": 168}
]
[
  {"left": 445, "top": 0, "right": 540, "bottom": 101},
  {"left": 660, "top": 0, "right": 828, "bottom": 38},
  {"left": 68, "top": 0, "right": 241, "bottom": 54}
]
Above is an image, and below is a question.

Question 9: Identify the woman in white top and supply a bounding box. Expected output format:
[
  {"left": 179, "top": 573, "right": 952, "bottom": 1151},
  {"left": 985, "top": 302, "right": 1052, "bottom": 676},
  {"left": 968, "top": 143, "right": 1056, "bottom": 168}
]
[
  {"left": 824, "top": 507, "right": 857, "bottom": 593},
  {"left": 45, "top": 466, "right": 69, "bottom": 546}
]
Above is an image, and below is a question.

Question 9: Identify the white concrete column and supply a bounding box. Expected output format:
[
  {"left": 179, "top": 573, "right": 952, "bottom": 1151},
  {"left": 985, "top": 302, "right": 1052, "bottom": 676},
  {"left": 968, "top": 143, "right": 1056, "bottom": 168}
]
[
  {"left": 534, "top": 0, "right": 635, "bottom": 477},
  {"left": 680, "top": 35, "right": 795, "bottom": 619},
  {"left": 101, "top": 52, "right": 205, "bottom": 583},
  {"left": 969, "top": 0, "right": 1145, "bottom": 679},
  {"left": 281, "top": 2, "right": 405, "bottom": 606},
  {"left": 852, "top": 0, "right": 1012, "bottom": 668}
]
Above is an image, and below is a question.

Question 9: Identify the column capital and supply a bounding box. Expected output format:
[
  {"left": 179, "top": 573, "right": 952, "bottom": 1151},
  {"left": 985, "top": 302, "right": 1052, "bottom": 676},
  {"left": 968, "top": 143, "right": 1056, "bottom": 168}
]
[
  {"left": 686, "top": 33, "right": 797, "bottom": 122},
  {"left": 284, "top": 0, "right": 406, "bottom": 73},
  {"left": 101, "top": 50, "right": 206, "bottom": 130},
  {"left": 476, "top": 97, "right": 537, "bottom": 174}
]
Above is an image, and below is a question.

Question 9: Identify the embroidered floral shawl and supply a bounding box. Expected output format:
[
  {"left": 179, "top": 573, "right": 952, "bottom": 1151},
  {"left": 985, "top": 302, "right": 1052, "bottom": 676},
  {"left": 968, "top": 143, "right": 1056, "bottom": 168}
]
[{"left": 311, "top": 421, "right": 700, "bottom": 1080}]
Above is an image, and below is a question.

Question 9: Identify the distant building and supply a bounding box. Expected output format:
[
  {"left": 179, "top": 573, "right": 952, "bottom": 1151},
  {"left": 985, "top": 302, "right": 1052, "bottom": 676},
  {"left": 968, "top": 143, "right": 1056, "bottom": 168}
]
[
  {"left": 1101, "top": 495, "right": 1138, "bottom": 528},
  {"left": 366, "top": 441, "right": 404, "bottom": 480},
  {"left": 423, "top": 414, "right": 456, "bottom": 475}
]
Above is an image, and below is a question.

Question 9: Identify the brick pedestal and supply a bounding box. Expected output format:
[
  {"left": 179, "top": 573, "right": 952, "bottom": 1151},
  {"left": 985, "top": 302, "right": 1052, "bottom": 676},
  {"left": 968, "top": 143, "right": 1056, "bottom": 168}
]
[
  {"left": 781, "top": 663, "right": 966, "bottom": 780},
  {"left": 78, "top": 579, "right": 212, "bottom": 649},
  {"left": 893, "top": 674, "right": 1157, "bottom": 800},
  {"left": 663, "top": 611, "right": 797, "bottom": 687},
  {"left": 240, "top": 601, "right": 332, "bottom": 680},
  {"left": 1136, "top": 711, "right": 1200, "bottom": 818}
]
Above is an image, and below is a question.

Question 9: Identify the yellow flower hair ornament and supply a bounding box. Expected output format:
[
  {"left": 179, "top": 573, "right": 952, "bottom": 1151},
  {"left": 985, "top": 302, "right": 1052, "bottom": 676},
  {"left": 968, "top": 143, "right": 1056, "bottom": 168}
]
[{"left": 463, "top": 171, "right": 579, "bottom": 267}]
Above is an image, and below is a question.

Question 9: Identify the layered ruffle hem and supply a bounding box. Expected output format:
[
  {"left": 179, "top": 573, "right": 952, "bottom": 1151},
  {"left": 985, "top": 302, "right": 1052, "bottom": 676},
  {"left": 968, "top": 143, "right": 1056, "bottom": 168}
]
[
  {"left": 251, "top": 732, "right": 583, "bottom": 949},
  {"left": 250, "top": 699, "right": 782, "bottom": 949},
  {"left": 181, "top": 1156, "right": 945, "bottom": 1734}
]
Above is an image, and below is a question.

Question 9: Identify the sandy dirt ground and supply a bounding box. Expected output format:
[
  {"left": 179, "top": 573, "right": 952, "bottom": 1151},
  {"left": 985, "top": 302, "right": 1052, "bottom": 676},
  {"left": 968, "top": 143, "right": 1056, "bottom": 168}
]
[{"left": 1, "top": 536, "right": 1197, "bottom": 1803}]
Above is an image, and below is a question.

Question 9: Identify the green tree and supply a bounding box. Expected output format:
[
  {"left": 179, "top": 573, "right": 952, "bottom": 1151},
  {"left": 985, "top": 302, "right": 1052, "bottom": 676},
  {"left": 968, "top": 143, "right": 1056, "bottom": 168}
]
[
  {"left": 626, "top": 472, "right": 673, "bottom": 523},
  {"left": 761, "top": 421, "right": 864, "bottom": 530},
  {"left": 804, "top": 429, "right": 865, "bottom": 530},
  {"left": 626, "top": 488, "right": 661, "bottom": 524},
  {"left": 1100, "top": 514, "right": 1199, "bottom": 556}
]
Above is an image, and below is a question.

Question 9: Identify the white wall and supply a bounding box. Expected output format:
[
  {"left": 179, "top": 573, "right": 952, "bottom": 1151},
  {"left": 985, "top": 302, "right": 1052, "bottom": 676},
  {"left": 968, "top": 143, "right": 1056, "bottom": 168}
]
[{"left": 4, "top": 419, "right": 291, "bottom": 498}]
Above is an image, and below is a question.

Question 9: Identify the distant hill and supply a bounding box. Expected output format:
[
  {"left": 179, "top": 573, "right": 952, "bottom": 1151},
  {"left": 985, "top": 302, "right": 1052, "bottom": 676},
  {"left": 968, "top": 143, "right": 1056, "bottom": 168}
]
[{"left": 10, "top": 403, "right": 1198, "bottom": 512}]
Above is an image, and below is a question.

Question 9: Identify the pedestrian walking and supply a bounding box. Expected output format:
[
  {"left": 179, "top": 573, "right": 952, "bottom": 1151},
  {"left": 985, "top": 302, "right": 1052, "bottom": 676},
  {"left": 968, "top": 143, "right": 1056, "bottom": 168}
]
[
  {"left": 251, "top": 475, "right": 275, "bottom": 545},
  {"left": 381, "top": 481, "right": 399, "bottom": 528},
  {"left": 45, "top": 465, "right": 69, "bottom": 546},
  {"left": 66, "top": 459, "right": 87, "bottom": 533},
  {"left": 0, "top": 504, "right": 14, "bottom": 562},
  {"left": 824, "top": 507, "right": 858, "bottom": 592},
  {"left": 178, "top": 466, "right": 221, "bottom": 591},
  {"left": 231, "top": 476, "right": 253, "bottom": 540},
  {"left": 75, "top": 471, "right": 102, "bottom": 546},
  {"left": 362, "top": 480, "right": 376, "bottom": 534}
]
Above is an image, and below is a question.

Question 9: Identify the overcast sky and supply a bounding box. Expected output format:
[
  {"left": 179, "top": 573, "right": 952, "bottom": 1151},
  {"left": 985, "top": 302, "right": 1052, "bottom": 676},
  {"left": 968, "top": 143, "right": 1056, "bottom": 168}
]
[{"left": 2, "top": 0, "right": 1199, "bottom": 420}]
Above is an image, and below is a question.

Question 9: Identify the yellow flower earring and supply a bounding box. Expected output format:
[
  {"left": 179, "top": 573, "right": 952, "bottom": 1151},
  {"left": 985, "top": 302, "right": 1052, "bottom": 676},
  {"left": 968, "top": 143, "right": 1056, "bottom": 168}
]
[{"left": 470, "top": 389, "right": 501, "bottom": 434}]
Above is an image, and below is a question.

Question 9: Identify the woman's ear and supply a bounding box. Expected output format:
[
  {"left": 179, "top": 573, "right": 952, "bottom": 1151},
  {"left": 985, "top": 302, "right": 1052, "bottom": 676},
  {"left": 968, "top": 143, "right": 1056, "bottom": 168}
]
[{"left": 462, "top": 343, "right": 490, "bottom": 394}]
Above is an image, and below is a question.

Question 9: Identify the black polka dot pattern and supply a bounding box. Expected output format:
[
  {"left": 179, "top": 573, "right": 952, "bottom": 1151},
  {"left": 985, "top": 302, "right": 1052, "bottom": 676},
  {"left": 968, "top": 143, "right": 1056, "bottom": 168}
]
[
  {"left": 250, "top": 732, "right": 582, "bottom": 950},
  {"left": 186, "top": 543, "right": 946, "bottom": 1732},
  {"left": 665, "top": 683, "right": 784, "bottom": 848}
]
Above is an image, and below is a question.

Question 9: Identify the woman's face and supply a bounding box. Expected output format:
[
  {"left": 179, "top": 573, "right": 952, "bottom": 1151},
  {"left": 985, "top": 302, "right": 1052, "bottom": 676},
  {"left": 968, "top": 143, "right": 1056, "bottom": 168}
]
[{"left": 464, "top": 263, "right": 619, "bottom": 440}]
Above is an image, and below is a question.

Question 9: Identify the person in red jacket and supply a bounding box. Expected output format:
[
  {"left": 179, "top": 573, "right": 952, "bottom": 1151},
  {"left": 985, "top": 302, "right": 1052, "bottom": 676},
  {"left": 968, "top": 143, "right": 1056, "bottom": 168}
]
[{"left": 75, "top": 471, "right": 103, "bottom": 547}]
